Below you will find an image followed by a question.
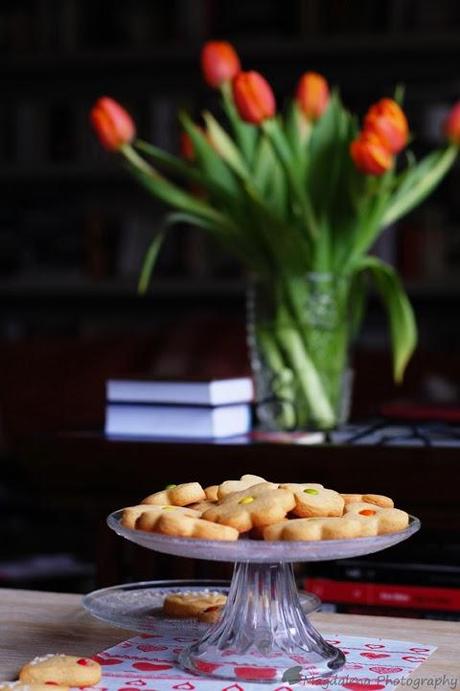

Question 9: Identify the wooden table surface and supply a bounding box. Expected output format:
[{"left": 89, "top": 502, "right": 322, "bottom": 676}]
[{"left": 0, "top": 588, "right": 458, "bottom": 684}]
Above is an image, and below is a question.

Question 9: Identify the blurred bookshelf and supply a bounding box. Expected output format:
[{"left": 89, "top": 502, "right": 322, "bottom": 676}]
[{"left": 1, "top": 0, "right": 460, "bottom": 340}]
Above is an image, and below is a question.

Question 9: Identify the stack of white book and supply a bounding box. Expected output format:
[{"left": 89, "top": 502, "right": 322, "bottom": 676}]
[{"left": 105, "top": 377, "right": 253, "bottom": 439}]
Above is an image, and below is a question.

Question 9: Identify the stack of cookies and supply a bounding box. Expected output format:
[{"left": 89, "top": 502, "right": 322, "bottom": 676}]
[{"left": 120, "top": 474, "right": 409, "bottom": 542}]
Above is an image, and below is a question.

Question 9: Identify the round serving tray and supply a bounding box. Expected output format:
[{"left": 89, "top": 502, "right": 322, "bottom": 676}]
[
  {"left": 107, "top": 510, "right": 421, "bottom": 563},
  {"left": 82, "top": 579, "right": 321, "bottom": 634}
]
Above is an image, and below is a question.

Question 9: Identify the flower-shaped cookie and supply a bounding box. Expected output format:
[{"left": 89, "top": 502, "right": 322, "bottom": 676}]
[
  {"left": 264, "top": 516, "right": 364, "bottom": 541},
  {"left": 280, "top": 483, "right": 344, "bottom": 517},
  {"left": 142, "top": 482, "right": 205, "bottom": 506},
  {"left": 122, "top": 504, "right": 201, "bottom": 530},
  {"left": 265, "top": 501, "right": 409, "bottom": 541},
  {"left": 204, "top": 484, "right": 219, "bottom": 501},
  {"left": 217, "top": 474, "right": 275, "bottom": 499},
  {"left": 341, "top": 493, "right": 394, "bottom": 508},
  {"left": 203, "top": 482, "right": 295, "bottom": 532},
  {"left": 139, "top": 510, "right": 239, "bottom": 540},
  {"left": 344, "top": 501, "right": 408, "bottom": 534}
]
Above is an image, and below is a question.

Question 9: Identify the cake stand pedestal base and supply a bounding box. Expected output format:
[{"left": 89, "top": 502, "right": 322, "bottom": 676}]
[{"left": 179, "top": 561, "right": 345, "bottom": 684}]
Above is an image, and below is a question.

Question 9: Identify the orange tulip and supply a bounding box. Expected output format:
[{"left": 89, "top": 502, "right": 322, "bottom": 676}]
[
  {"left": 90, "top": 97, "right": 135, "bottom": 151},
  {"left": 350, "top": 130, "right": 393, "bottom": 175},
  {"left": 296, "top": 71, "right": 330, "bottom": 121},
  {"left": 364, "top": 98, "right": 408, "bottom": 154},
  {"left": 443, "top": 102, "right": 460, "bottom": 145},
  {"left": 201, "top": 41, "right": 241, "bottom": 89},
  {"left": 232, "top": 71, "right": 276, "bottom": 124},
  {"left": 180, "top": 131, "right": 195, "bottom": 160}
]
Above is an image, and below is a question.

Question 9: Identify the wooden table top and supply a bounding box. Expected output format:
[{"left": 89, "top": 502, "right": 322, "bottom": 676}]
[{"left": 0, "top": 588, "right": 458, "bottom": 684}]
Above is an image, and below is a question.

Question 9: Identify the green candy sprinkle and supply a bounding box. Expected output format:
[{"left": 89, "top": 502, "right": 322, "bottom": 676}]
[
  {"left": 165, "top": 484, "right": 177, "bottom": 490},
  {"left": 304, "top": 488, "right": 319, "bottom": 495}
]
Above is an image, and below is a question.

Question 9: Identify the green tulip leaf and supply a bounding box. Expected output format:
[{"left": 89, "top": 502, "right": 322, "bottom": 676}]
[{"left": 353, "top": 256, "right": 417, "bottom": 382}]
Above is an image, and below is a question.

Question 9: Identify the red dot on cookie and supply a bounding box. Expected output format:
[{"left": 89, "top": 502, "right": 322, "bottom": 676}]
[
  {"left": 77, "top": 658, "right": 90, "bottom": 665},
  {"left": 45, "top": 682, "right": 58, "bottom": 686},
  {"left": 359, "top": 509, "right": 376, "bottom": 516}
]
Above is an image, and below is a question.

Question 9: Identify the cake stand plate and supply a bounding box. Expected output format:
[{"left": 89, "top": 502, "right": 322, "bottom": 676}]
[
  {"left": 107, "top": 510, "right": 420, "bottom": 684},
  {"left": 82, "top": 579, "right": 321, "bottom": 634}
]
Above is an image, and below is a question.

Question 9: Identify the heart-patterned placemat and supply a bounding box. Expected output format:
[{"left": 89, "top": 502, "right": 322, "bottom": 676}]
[{"left": 92, "top": 628, "right": 436, "bottom": 690}]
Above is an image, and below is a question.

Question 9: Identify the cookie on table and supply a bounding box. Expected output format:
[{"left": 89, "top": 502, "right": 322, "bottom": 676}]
[
  {"left": 142, "top": 482, "right": 206, "bottom": 507},
  {"left": 144, "top": 511, "right": 239, "bottom": 540},
  {"left": 344, "top": 501, "right": 409, "bottom": 534},
  {"left": 163, "top": 592, "right": 226, "bottom": 619},
  {"left": 19, "top": 655, "right": 101, "bottom": 687},
  {"left": 0, "top": 684, "right": 68, "bottom": 691},
  {"left": 341, "top": 493, "right": 394, "bottom": 508},
  {"left": 217, "top": 474, "right": 277, "bottom": 500},
  {"left": 280, "top": 483, "right": 344, "bottom": 518},
  {"left": 264, "top": 516, "right": 364, "bottom": 541},
  {"left": 203, "top": 483, "right": 295, "bottom": 532},
  {"left": 204, "top": 485, "right": 219, "bottom": 501}
]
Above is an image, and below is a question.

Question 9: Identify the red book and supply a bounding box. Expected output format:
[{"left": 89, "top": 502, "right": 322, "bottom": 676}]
[{"left": 304, "top": 577, "right": 460, "bottom": 612}]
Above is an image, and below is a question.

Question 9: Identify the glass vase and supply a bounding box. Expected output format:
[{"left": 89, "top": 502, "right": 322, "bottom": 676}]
[{"left": 247, "top": 272, "right": 352, "bottom": 432}]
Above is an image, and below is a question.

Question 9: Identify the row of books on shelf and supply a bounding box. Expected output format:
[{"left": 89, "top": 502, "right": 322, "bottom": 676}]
[
  {"left": 105, "top": 377, "right": 254, "bottom": 439},
  {"left": 1, "top": 207, "right": 455, "bottom": 287},
  {"left": 304, "top": 558, "right": 460, "bottom": 621},
  {"left": 0, "top": 95, "right": 193, "bottom": 168},
  {"left": 0, "top": 206, "right": 238, "bottom": 284},
  {"left": 3, "top": 0, "right": 453, "bottom": 55}
]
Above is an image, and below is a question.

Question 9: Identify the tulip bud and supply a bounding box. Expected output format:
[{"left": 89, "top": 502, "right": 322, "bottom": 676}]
[
  {"left": 350, "top": 130, "right": 394, "bottom": 175},
  {"left": 180, "top": 132, "right": 195, "bottom": 160},
  {"left": 443, "top": 102, "right": 460, "bottom": 145},
  {"left": 201, "top": 40, "right": 241, "bottom": 89},
  {"left": 296, "top": 71, "right": 330, "bottom": 121},
  {"left": 90, "top": 97, "right": 135, "bottom": 151},
  {"left": 364, "top": 98, "right": 408, "bottom": 154},
  {"left": 232, "top": 71, "right": 276, "bottom": 125}
]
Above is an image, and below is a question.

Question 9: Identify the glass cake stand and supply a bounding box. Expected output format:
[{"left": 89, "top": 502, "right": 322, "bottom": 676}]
[
  {"left": 82, "top": 579, "right": 320, "bottom": 636},
  {"left": 107, "top": 509, "right": 420, "bottom": 685}
]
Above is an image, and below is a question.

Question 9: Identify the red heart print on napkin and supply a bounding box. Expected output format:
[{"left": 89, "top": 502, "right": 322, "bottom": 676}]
[
  {"left": 402, "top": 655, "right": 427, "bottom": 662},
  {"left": 360, "top": 652, "right": 390, "bottom": 659},
  {"left": 137, "top": 644, "right": 168, "bottom": 652},
  {"left": 132, "top": 662, "right": 173, "bottom": 671},
  {"left": 234, "top": 665, "right": 277, "bottom": 680},
  {"left": 92, "top": 656, "right": 123, "bottom": 665},
  {"left": 221, "top": 685, "right": 244, "bottom": 691},
  {"left": 172, "top": 683, "right": 196, "bottom": 690},
  {"left": 370, "top": 666, "right": 403, "bottom": 674},
  {"left": 194, "top": 660, "right": 221, "bottom": 673},
  {"left": 365, "top": 643, "right": 386, "bottom": 649}
]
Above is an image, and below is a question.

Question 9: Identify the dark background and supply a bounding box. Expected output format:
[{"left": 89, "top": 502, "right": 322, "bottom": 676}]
[{"left": 0, "top": 0, "right": 459, "bottom": 595}]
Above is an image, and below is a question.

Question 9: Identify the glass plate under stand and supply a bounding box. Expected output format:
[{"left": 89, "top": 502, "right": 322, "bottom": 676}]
[
  {"left": 82, "top": 579, "right": 321, "bottom": 635},
  {"left": 107, "top": 510, "right": 420, "bottom": 685}
]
